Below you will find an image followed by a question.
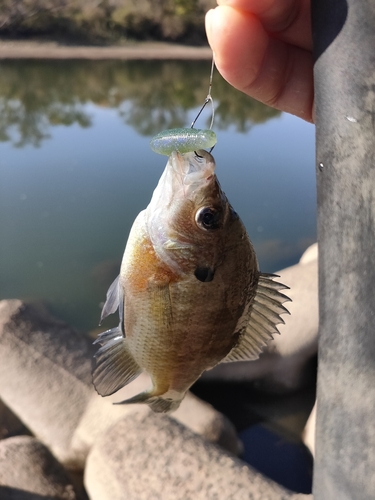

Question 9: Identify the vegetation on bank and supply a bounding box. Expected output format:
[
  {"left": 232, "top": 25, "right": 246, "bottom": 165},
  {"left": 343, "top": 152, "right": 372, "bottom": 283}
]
[{"left": 0, "top": 0, "right": 216, "bottom": 44}]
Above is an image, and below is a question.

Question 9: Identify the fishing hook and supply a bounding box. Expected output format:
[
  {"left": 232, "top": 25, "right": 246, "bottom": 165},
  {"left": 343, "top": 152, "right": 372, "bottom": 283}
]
[{"left": 191, "top": 56, "right": 215, "bottom": 132}]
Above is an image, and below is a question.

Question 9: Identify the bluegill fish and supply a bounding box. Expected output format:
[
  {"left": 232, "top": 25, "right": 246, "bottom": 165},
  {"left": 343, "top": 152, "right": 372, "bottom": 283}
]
[{"left": 93, "top": 149, "right": 290, "bottom": 413}]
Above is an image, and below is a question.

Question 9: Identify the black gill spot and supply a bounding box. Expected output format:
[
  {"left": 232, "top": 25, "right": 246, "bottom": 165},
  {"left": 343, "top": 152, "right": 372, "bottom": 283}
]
[{"left": 194, "top": 267, "right": 215, "bottom": 282}]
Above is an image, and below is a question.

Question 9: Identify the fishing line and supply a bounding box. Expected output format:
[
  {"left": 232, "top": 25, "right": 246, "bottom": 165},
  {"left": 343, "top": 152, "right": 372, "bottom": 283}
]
[
  {"left": 191, "top": 56, "right": 216, "bottom": 157},
  {"left": 150, "top": 57, "right": 217, "bottom": 157},
  {"left": 191, "top": 56, "right": 215, "bottom": 131}
]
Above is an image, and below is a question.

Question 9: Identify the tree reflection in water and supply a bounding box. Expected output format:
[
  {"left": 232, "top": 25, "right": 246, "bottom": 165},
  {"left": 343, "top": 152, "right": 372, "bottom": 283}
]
[{"left": 0, "top": 59, "right": 281, "bottom": 147}]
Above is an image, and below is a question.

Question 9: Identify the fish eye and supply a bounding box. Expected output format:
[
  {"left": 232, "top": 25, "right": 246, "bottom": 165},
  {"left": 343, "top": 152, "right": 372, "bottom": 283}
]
[{"left": 195, "top": 207, "right": 222, "bottom": 231}]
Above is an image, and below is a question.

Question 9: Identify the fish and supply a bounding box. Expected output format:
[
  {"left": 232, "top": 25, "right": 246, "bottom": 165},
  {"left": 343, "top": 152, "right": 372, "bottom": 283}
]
[{"left": 92, "top": 147, "right": 290, "bottom": 414}]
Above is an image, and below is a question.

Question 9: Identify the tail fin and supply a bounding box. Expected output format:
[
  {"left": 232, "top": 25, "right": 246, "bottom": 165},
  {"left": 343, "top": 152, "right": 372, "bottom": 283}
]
[{"left": 114, "top": 390, "right": 183, "bottom": 414}]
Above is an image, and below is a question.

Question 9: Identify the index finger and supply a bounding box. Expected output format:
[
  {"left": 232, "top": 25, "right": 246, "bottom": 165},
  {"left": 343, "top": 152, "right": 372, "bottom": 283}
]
[
  {"left": 217, "top": 0, "right": 312, "bottom": 51},
  {"left": 206, "top": 5, "right": 314, "bottom": 122}
]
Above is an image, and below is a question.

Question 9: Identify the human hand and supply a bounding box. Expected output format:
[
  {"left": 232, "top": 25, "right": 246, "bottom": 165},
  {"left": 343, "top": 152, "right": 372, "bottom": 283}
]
[{"left": 205, "top": 0, "right": 314, "bottom": 122}]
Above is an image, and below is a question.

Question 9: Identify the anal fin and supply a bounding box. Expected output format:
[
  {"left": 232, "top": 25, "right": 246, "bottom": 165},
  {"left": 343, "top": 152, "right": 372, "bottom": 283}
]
[
  {"left": 222, "top": 273, "right": 291, "bottom": 363},
  {"left": 114, "top": 390, "right": 183, "bottom": 414},
  {"left": 114, "top": 387, "right": 185, "bottom": 413},
  {"left": 93, "top": 326, "right": 142, "bottom": 396}
]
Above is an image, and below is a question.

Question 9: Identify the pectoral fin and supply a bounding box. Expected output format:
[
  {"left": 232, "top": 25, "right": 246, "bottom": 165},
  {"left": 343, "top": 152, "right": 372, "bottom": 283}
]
[
  {"left": 93, "top": 326, "right": 141, "bottom": 396},
  {"left": 222, "top": 273, "right": 291, "bottom": 363},
  {"left": 147, "top": 280, "right": 174, "bottom": 347}
]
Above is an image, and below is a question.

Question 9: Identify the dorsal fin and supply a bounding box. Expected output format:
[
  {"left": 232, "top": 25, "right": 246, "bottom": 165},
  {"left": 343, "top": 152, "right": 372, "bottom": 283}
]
[
  {"left": 100, "top": 275, "right": 123, "bottom": 325},
  {"left": 222, "top": 273, "right": 291, "bottom": 363}
]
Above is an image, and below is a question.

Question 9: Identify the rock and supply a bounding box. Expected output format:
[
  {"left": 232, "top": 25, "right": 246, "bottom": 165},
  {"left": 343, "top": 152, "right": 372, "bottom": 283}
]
[
  {"left": 172, "top": 391, "right": 241, "bottom": 455},
  {"left": 302, "top": 402, "right": 316, "bottom": 457},
  {"left": 70, "top": 375, "right": 149, "bottom": 463},
  {"left": 84, "top": 411, "right": 310, "bottom": 500},
  {"left": 71, "top": 373, "right": 241, "bottom": 459},
  {"left": 0, "top": 299, "right": 240, "bottom": 467},
  {"left": 299, "top": 243, "right": 318, "bottom": 265},
  {"left": 200, "top": 243, "right": 319, "bottom": 392},
  {"left": 0, "top": 299, "right": 95, "bottom": 468},
  {"left": 0, "top": 435, "right": 82, "bottom": 499},
  {"left": 0, "top": 399, "right": 31, "bottom": 440}
]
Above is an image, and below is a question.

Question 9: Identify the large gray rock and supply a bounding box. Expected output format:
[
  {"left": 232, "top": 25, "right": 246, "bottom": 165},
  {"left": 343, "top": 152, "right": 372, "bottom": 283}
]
[
  {"left": 0, "top": 436, "right": 81, "bottom": 499},
  {"left": 85, "top": 411, "right": 311, "bottom": 500},
  {"left": 0, "top": 299, "right": 241, "bottom": 467},
  {"left": 0, "top": 299, "right": 95, "bottom": 468},
  {"left": 0, "top": 399, "right": 31, "bottom": 440},
  {"left": 201, "top": 244, "right": 319, "bottom": 392},
  {"left": 302, "top": 402, "right": 316, "bottom": 457},
  {"left": 71, "top": 373, "right": 241, "bottom": 459},
  {"left": 172, "top": 390, "right": 241, "bottom": 454}
]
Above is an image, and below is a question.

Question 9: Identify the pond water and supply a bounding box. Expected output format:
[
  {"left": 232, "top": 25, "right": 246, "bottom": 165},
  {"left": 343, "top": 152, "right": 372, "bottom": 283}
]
[{"left": 0, "top": 59, "right": 316, "bottom": 333}]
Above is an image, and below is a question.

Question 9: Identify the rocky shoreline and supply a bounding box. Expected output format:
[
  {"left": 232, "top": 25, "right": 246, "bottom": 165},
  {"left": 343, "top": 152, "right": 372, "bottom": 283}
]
[{"left": 0, "top": 244, "right": 318, "bottom": 499}]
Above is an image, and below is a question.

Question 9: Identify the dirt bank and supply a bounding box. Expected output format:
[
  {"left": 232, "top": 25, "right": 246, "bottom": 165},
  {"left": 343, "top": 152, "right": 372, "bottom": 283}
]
[{"left": 0, "top": 40, "right": 212, "bottom": 60}]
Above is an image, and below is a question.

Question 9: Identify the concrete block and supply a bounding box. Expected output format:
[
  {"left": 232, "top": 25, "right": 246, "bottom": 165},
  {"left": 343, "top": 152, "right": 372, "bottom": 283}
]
[
  {"left": 0, "top": 435, "right": 82, "bottom": 499},
  {"left": 0, "top": 300, "right": 95, "bottom": 468},
  {"left": 72, "top": 373, "right": 241, "bottom": 458},
  {"left": 85, "top": 411, "right": 311, "bottom": 500}
]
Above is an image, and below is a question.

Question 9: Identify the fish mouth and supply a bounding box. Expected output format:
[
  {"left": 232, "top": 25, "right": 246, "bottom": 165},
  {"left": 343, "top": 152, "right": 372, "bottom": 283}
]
[
  {"left": 170, "top": 150, "right": 216, "bottom": 190},
  {"left": 145, "top": 149, "right": 219, "bottom": 274}
]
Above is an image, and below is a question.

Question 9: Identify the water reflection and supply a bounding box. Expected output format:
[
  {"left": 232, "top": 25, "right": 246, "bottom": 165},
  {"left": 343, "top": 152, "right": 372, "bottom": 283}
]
[
  {"left": 0, "top": 61, "right": 93, "bottom": 147},
  {"left": 0, "top": 59, "right": 315, "bottom": 332},
  {"left": 0, "top": 60, "right": 280, "bottom": 146}
]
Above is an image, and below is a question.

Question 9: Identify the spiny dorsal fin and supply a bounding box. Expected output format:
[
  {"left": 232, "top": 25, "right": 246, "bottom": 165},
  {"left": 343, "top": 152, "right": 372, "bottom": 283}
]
[
  {"left": 92, "top": 326, "right": 142, "bottom": 396},
  {"left": 222, "top": 273, "right": 291, "bottom": 363},
  {"left": 100, "top": 275, "right": 123, "bottom": 325}
]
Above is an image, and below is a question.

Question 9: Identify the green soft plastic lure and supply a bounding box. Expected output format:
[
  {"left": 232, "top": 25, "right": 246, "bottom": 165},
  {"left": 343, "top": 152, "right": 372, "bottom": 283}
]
[{"left": 150, "top": 128, "right": 217, "bottom": 156}]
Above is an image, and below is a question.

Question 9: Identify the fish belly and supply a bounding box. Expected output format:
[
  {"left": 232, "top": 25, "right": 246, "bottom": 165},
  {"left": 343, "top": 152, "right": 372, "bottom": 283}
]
[{"left": 120, "top": 209, "right": 256, "bottom": 399}]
